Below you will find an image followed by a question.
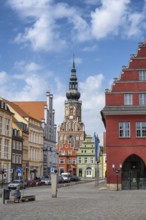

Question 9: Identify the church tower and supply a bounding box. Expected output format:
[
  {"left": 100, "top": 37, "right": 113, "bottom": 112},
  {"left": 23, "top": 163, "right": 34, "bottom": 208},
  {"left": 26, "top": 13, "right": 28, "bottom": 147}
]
[{"left": 58, "top": 60, "right": 85, "bottom": 149}]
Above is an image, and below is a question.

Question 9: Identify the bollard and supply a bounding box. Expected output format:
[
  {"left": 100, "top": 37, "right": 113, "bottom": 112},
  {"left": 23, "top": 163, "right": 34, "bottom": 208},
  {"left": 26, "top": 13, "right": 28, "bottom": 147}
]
[{"left": 51, "top": 171, "right": 58, "bottom": 198}]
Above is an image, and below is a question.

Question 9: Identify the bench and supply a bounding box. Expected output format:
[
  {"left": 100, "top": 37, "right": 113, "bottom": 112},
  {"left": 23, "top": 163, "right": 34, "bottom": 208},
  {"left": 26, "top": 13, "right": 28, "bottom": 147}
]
[{"left": 21, "top": 195, "right": 36, "bottom": 202}]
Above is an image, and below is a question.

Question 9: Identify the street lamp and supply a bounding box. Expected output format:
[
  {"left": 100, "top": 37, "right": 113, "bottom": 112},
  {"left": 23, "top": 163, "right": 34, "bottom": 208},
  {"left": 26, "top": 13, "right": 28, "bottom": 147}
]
[{"left": 112, "top": 164, "right": 122, "bottom": 191}]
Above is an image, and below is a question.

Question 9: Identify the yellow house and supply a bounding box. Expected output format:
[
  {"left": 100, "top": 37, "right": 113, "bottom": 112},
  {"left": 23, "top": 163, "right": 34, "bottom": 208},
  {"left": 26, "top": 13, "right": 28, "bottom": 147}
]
[
  {"left": 7, "top": 101, "right": 43, "bottom": 180},
  {"left": 0, "top": 99, "right": 13, "bottom": 183}
]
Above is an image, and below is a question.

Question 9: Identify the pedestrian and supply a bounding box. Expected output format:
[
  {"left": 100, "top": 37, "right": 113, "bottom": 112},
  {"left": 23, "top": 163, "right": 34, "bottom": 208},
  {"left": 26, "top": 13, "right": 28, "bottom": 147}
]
[{"left": 14, "top": 186, "right": 21, "bottom": 203}]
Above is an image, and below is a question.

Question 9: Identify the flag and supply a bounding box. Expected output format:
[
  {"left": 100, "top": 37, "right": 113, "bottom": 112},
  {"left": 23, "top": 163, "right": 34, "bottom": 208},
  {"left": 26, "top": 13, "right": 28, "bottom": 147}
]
[{"left": 94, "top": 132, "right": 100, "bottom": 163}]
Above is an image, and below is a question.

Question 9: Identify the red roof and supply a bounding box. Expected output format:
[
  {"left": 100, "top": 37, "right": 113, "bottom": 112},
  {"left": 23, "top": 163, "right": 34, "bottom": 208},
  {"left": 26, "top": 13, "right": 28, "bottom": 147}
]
[{"left": 13, "top": 101, "right": 46, "bottom": 121}]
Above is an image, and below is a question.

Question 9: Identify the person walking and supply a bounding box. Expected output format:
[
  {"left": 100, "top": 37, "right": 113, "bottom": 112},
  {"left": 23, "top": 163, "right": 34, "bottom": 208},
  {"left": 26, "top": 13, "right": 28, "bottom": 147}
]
[{"left": 14, "top": 186, "right": 21, "bottom": 203}]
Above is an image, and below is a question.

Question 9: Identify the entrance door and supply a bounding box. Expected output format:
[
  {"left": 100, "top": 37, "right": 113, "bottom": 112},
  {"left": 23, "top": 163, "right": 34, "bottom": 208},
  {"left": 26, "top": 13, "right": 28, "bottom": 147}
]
[
  {"left": 86, "top": 168, "right": 92, "bottom": 177},
  {"left": 122, "top": 154, "right": 146, "bottom": 190}
]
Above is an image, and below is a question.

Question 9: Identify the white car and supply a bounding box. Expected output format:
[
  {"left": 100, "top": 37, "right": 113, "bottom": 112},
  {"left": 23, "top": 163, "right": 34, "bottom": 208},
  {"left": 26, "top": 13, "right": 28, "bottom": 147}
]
[
  {"left": 40, "top": 177, "right": 51, "bottom": 185},
  {"left": 8, "top": 180, "right": 26, "bottom": 190}
]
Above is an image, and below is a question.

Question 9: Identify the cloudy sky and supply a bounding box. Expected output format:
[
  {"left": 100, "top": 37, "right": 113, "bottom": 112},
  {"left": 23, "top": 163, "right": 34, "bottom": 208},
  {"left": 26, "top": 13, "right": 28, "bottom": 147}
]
[{"left": 0, "top": 0, "right": 146, "bottom": 145}]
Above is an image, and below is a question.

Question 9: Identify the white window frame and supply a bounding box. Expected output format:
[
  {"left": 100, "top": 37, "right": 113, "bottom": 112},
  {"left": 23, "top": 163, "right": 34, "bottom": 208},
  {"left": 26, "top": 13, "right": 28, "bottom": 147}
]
[
  {"left": 136, "top": 122, "right": 146, "bottom": 137},
  {"left": 61, "top": 150, "right": 65, "bottom": 155},
  {"left": 5, "top": 118, "right": 10, "bottom": 136},
  {"left": 13, "top": 140, "right": 15, "bottom": 149},
  {"left": 4, "top": 139, "right": 9, "bottom": 159},
  {"left": 0, "top": 116, "right": 2, "bottom": 134},
  {"left": 84, "top": 157, "right": 88, "bottom": 164},
  {"left": 18, "top": 155, "right": 22, "bottom": 164},
  {"left": 60, "top": 158, "right": 64, "bottom": 164},
  {"left": 119, "top": 122, "right": 130, "bottom": 137},
  {"left": 139, "top": 94, "right": 146, "bottom": 105},
  {"left": 68, "top": 158, "right": 71, "bottom": 164},
  {"left": 12, "top": 153, "right": 15, "bottom": 163},
  {"left": 78, "top": 157, "right": 82, "bottom": 164},
  {"left": 90, "top": 157, "right": 94, "bottom": 164},
  {"left": 139, "top": 70, "right": 146, "bottom": 81},
  {"left": 124, "top": 94, "right": 133, "bottom": 105},
  {"left": 16, "top": 154, "right": 18, "bottom": 163},
  {"left": 73, "top": 159, "right": 76, "bottom": 164}
]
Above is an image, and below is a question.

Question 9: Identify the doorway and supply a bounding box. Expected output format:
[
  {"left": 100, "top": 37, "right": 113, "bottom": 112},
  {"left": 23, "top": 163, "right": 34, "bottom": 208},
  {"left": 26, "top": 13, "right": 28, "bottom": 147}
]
[
  {"left": 122, "top": 154, "right": 146, "bottom": 190},
  {"left": 86, "top": 167, "right": 92, "bottom": 177}
]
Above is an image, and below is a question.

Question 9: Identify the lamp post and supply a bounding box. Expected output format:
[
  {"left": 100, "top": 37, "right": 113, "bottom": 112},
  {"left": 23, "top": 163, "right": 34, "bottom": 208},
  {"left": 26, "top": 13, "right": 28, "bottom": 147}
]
[{"left": 112, "top": 164, "right": 122, "bottom": 191}]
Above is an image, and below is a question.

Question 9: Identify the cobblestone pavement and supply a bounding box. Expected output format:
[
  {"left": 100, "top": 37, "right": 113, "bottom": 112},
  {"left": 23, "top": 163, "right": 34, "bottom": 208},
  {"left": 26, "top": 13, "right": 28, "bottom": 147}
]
[{"left": 0, "top": 181, "right": 146, "bottom": 220}]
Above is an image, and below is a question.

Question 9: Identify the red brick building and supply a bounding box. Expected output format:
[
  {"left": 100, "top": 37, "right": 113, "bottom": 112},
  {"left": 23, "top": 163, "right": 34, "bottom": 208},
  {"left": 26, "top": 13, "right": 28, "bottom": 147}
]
[
  {"left": 101, "top": 40, "right": 146, "bottom": 190},
  {"left": 57, "top": 60, "right": 85, "bottom": 175}
]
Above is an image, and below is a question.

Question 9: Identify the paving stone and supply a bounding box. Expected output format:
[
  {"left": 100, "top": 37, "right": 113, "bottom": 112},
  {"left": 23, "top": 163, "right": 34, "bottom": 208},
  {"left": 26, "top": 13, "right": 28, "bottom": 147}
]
[{"left": 0, "top": 180, "right": 146, "bottom": 220}]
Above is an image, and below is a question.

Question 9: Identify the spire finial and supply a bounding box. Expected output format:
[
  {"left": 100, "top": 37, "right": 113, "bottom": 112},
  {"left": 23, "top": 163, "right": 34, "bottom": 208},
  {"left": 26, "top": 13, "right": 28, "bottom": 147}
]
[{"left": 72, "top": 53, "right": 75, "bottom": 69}]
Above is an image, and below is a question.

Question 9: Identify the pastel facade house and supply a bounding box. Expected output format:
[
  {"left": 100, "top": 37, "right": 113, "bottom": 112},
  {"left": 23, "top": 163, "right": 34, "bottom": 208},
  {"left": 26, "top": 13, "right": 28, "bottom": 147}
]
[{"left": 76, "top": 135, "right": 96, "bottom": 178}]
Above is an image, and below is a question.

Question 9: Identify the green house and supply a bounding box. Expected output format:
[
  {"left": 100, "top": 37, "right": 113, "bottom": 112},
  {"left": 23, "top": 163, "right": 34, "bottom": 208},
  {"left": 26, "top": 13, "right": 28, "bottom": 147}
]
[{"left": 76, "top": 135, "right": 96, "bottom": 178}]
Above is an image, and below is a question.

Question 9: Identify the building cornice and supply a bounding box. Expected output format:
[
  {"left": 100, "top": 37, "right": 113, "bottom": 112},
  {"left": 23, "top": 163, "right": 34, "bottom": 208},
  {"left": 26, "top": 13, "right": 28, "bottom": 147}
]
[{"left": 102, "top": 105, "right": 146, "bottom": 115}]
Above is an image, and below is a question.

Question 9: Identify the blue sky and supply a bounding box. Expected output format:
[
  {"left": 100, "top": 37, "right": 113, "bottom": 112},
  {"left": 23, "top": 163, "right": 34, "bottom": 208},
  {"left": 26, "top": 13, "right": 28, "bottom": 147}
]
[{"left": 0, "top": 0, "right": 146, "bottom": 145}]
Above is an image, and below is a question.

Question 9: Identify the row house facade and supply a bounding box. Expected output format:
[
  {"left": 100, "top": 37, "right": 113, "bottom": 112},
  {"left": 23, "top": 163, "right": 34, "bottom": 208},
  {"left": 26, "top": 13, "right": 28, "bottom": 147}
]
[
  {"left": 0, "top": 100, "right": 13, "bottom": 183},
  {"left": 101, "top": 39, "right": 146, "bottom": 190},
  {"left": 7, "top": 101, "right": 44, "bottom": 180},
  {"left": 14, "top": 90, "right": 57, "bottom": 177},
  {"left": 0, "top": 89, "right": 57, "bottom": 181},
  {"left": 58, "top": 140, "right": 78, "bottom": 175},
  {"left": 76, "top": 135, "right": 96, "bottom": 178}
]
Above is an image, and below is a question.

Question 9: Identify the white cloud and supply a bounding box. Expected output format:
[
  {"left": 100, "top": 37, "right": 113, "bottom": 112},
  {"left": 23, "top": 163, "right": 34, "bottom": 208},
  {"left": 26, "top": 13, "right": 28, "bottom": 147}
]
[
  {"left": 8, "top": 0, "right": 146, "bottom": 50},
  {"left": 69, "top": 57, "right": 83, "bottom": 65},
  {"left": 0, "top": 71, "right": 9, "bottom": 85},
  {"left": 8, "top": 0, "right": 90, "bottom": 50},
  {"left": 0, "top": 61, "right": 55, "bottom": 101},
  {"left": 80, "top": 74, "right": 105, "bottom": 144},
  {"left": 91, "top": 0, "right": 146, "bottom": 39},
  {"left": 91, "top": 0, "right": 130, "bottom": 39},
  {"left": 83, "top": 45, "right": 97, "bottom": 52},
  {"left": 53, "top": 73, "right": 106, "bottom": 145},
  {"left": 0, "top": 63, "right": 105, "bottom": 144},
  {"left": 126, "top": 12, "right": 145, "bottom": 37},
  {"left": 53, "top": 94, "right": 65, "bottom": 127},
  {"left": 14, "top": 15, "right": 66, "bottom": 51}
]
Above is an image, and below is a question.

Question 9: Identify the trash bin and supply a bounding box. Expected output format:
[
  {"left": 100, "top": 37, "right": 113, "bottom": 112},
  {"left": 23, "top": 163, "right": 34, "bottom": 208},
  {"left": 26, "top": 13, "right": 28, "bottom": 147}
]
[{"left": 3, "top": 189, "right": 10, "bottom": 200}]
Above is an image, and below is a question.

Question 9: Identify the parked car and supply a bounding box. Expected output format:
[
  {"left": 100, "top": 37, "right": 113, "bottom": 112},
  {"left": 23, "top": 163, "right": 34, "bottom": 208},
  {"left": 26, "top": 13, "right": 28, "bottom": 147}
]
[
  {"left": 61, "top": 173, "right": 71, "bottom": 182},
  {"left": 57, "top": 176, "right": 64, "bottom": 184},
  {"left": 34, "top": 178, "right": 42, "bottom": 186},
  {"left": 8, "top": 179, "right": 26, "bottom": 190},
  {"left": 25, "top": 180, "right": 36, "bottom": 187},
  {"left": 40, "top": 177, "right": 51, "bottom": 185},
  {"left": 70, "top": 176, "right": 81, "bottom": 182}
]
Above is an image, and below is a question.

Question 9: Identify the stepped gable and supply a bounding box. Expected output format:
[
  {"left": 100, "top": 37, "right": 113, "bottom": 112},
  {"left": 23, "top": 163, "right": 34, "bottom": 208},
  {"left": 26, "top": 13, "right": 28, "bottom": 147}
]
[
  {"left": 110, "top": 40, "right": 146, "bottom": 94},
  {"left": 14, "top": 101, "right": 46, "bottom": 121}
]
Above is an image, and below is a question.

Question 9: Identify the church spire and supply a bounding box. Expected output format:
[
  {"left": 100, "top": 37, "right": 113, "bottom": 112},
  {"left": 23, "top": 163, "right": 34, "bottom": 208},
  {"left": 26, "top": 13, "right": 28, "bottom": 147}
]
[{"left": 66, "top": 57, "right": 80, "bottom": 101}]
